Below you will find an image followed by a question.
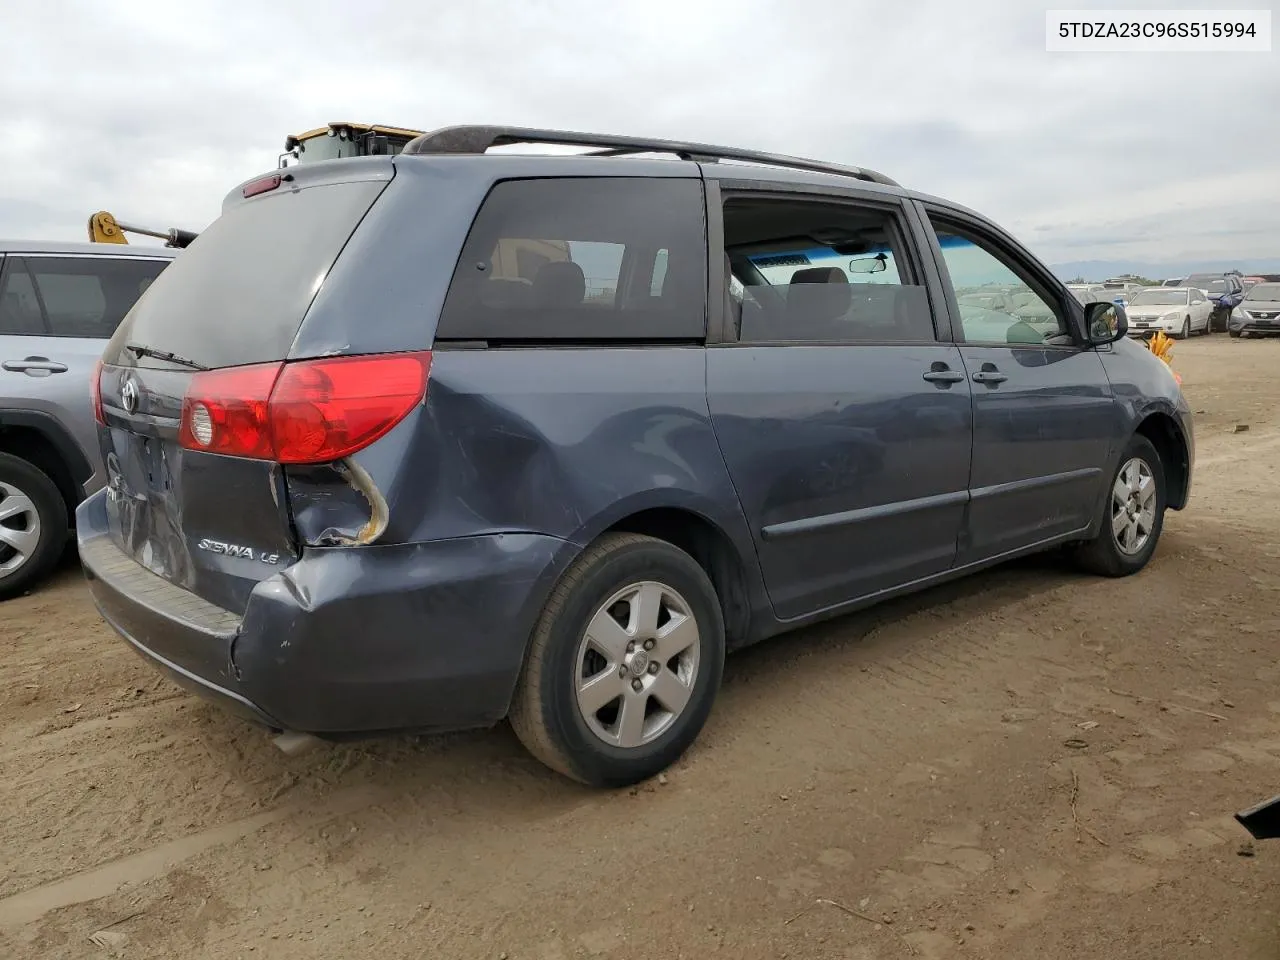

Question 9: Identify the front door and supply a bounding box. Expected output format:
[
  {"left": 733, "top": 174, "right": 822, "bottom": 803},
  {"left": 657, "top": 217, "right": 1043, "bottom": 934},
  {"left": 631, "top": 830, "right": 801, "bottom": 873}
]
[
  {"left": 918, "top": 207, "right": 1118, "bottom": 564},
  {"left": 706, "top": 186, "right": 973, "bottom": 621}
]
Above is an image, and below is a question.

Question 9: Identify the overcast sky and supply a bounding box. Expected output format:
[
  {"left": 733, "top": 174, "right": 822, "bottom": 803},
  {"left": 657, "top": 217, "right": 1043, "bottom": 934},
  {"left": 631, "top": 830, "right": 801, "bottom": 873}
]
[{"left": 2, "top": 0, "right": 1275, "bottom": 266}]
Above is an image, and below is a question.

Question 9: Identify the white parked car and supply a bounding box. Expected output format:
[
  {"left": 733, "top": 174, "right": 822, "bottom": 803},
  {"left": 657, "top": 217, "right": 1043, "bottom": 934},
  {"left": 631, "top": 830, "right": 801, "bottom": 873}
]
[{"left": 1125, "top": 286, "right": 1213, "bottom": 339}]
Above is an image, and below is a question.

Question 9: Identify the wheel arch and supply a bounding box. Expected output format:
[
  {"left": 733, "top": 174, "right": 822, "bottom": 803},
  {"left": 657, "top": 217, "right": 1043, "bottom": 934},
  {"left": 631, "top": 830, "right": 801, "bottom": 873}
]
[
  {"left": 553, "top": 490, "right": 770, "bottom": 652},
  {"left": 0, "top": 412, "right": 91, "bottom": 523},
  {"left": 603, "top": 506, "right": 755, "bottom": 650},
  {"left": 1135, "top": 411, "right": 1190, "bottom": 510}
]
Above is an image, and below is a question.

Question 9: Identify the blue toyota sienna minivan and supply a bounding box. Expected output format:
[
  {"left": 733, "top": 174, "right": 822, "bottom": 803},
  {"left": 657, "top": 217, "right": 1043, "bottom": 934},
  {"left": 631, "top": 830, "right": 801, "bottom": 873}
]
[{"left": 79, "top": 125, "right": 1194, "bottom": 786}]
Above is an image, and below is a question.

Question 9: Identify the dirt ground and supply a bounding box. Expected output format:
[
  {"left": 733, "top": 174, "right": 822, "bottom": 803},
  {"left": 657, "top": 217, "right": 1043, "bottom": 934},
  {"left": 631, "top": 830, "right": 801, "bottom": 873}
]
[{"left": 4, "top": 337, "right": 1280, "bottom": 960}]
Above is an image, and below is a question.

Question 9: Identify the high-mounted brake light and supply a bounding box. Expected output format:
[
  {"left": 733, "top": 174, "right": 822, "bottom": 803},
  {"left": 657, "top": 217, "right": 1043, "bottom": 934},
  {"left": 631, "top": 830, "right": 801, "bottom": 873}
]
[
  {"left": 91, "top": 359, "right": 105, "bottom": 425},
  {"left": 242, "top": 174, "right": 283, "bottom": 198},
  {"left": 178, "top": 352, "right": 432, "bottom": 464}
]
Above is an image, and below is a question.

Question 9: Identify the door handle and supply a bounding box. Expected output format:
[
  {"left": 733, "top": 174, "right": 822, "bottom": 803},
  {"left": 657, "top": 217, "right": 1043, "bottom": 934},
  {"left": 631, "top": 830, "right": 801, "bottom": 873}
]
[
  {"left": 2, "top": 359, "right": 69, "bottom": 374},
  {"left": 971, "top": 366, "right": 1007, "bottom": 385},
  {"left": 922, "top": 368, "right": 965, "bottom": 384}
]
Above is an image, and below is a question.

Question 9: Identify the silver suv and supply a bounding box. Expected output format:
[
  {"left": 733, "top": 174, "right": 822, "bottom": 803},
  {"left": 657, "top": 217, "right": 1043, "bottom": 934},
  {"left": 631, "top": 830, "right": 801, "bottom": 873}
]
[{"left": 0, "top": 241, "right": 175, "bottom": 598}]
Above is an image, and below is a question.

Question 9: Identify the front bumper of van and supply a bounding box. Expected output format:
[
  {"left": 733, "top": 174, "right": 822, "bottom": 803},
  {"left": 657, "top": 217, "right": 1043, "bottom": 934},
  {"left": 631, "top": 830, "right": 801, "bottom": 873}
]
[{"left": 77, "top": 489, "right": 573, "bottom": 736}]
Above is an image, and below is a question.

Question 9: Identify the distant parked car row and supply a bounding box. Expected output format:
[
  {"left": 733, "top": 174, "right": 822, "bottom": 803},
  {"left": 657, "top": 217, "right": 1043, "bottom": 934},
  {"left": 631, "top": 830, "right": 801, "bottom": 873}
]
[{"left": 1070, "top": 270, "right": 1262, "bottom": 338}]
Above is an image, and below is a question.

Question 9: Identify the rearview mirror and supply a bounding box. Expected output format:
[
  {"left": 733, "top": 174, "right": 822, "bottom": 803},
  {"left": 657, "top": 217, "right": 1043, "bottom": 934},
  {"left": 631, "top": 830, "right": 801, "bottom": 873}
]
[
  {"left": 1086, "top": 301, "right": 1127, "bottom": 345},
  {"left": 848, "top": 253, "right": 887, "bottom": 275}
]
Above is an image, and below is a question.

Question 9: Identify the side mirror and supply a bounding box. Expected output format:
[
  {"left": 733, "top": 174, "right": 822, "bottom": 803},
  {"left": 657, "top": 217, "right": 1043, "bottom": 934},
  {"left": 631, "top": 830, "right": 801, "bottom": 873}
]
[{"left": 1086, "top": 301, "right": 1127, "bottom": 345}]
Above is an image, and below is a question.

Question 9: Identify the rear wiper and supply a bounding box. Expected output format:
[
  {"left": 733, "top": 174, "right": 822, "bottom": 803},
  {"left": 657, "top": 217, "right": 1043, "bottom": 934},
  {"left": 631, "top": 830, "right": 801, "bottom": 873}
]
[{"left": 125, "top": 342, "right": 208, "bottom": 371}]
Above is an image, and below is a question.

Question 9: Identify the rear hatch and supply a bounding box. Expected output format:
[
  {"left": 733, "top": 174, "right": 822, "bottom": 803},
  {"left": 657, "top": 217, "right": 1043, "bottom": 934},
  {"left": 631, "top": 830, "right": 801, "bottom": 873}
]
[{"left": 95, "top": 163, "right": 394, "bottom": 613}]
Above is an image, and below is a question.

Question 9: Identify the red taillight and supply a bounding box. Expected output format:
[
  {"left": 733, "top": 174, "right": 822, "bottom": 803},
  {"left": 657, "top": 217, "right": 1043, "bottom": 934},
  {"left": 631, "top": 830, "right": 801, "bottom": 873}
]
[
  {"left": 178, "top": 352, "right": 431, "bottom": 464},
  {"left": 178, "top": 363, "right": 280, "bottom": 459},
  {"left": 91, "top": 360, "right": 105, "bottom": 425}
]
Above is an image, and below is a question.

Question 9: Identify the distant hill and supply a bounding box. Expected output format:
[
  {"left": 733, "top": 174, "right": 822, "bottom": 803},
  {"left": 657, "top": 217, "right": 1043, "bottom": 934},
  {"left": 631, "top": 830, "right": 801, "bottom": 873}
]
[{"left": 1050, "top": 259, "right": 1280, "bottom": 282}]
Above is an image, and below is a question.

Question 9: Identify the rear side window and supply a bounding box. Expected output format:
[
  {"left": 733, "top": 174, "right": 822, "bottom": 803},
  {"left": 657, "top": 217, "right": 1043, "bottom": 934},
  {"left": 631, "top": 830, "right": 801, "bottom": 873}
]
[
  {"left": 437, "top": 178, "right": 707, "bottom": 341},
  {"left": 30, "top": 257, "right": 167, "bottom": 339},
  {"left": 0, "top": 257, "right": 166, "bottom": 339},
  {"left": 0, "top": 260, "right": 44, "bottom": 335},
  {"left": 105, "top": 180, "right": 387, "bottom": 369}
]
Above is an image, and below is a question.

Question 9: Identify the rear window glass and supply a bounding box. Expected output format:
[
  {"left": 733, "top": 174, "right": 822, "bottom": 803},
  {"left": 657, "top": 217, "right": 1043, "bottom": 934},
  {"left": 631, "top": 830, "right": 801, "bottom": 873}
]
[
  {"left": 437, "top": 178, "right": 706, "bottom": 341},
  {"left": 104, "top": 180, "right": 387, "bottom": 368},
  {"left": 1184, "top": 277, "right": 1227, "bottom": 294}
]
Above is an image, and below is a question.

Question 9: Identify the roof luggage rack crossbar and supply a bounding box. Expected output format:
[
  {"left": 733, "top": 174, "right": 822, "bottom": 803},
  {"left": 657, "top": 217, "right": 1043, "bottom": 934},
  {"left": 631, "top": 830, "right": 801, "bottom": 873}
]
[{"left": 400, "top": 125, "right": 899, "bottom": 187}]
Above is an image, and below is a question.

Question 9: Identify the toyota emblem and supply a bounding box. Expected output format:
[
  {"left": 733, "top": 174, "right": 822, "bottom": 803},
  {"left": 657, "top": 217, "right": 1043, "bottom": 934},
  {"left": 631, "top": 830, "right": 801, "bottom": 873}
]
[{"left": 120, "top": 378, "right": 139, "bottom": 415}]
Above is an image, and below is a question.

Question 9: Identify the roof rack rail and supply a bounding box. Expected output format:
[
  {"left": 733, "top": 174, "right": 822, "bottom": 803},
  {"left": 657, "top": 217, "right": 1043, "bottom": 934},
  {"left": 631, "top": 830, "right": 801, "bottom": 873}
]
[{"left": 400, "top": 125, "right": 899, "bottom": 187}]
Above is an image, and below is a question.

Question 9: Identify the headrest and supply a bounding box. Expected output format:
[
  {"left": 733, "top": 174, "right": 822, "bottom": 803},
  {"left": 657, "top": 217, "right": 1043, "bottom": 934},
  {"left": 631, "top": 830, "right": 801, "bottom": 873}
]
[
  {"left": 790, "top": 266, "right": 848, "bottom": 285},
  {"left": 787, "top": 267, "right": 852, "bottom": 324},
  {"left": 531, "top": 260, "right": 586, "bottom": 308}
]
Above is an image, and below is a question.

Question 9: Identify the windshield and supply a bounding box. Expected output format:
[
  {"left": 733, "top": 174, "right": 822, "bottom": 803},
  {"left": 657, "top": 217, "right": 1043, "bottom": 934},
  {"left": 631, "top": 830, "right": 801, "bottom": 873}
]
[
  {"left": 1245, "top": 283, "right": 1280, "bottom": 301},
  {"left": 1129, "top": 289, "right": 1188, "bottom": 306},
  {"left": 748, "top": 245, "right": 903, "bottom": 286}
]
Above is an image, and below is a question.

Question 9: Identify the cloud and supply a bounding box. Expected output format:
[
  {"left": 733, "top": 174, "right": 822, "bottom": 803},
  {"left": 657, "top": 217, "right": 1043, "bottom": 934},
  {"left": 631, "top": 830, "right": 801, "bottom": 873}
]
[{"left": 2, "top": 0, "right": 1276, "bottom": 264}]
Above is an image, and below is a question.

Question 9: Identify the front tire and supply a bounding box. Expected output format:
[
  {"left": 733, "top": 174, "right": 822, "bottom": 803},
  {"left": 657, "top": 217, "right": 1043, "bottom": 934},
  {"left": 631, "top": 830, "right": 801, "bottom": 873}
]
[
  {"left": 1230, "top": 328, "right": 1242, "bottom": 339},
  {"left": 1176, "top": 316, "right": 1190, "bottom": 340},
  {"left": 509, "top": 533, "right": 726, "bottom": 787},
  {"left": 0, "top": 453, "right": 68, "bottom": 602},
  {"left": 1075, "top": 434, "right": 1165, "bottom": 577}
]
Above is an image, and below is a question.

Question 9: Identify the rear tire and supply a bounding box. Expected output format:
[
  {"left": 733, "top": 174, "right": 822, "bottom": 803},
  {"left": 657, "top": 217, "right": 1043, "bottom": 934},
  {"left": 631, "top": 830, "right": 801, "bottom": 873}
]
[
  {"left": 0, "top": 453, "right": 68, "bottom": 602},
  {"left": 509, "top": 533, "right": 725, "bottom": 787},
  {"left": 1074, "top": 434, "right": 1165, "bottom": 578}
]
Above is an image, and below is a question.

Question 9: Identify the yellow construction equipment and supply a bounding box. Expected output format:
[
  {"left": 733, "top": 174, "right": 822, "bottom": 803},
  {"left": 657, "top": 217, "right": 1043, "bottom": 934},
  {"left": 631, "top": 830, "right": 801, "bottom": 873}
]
[
  {"left": 1146, "top": 330, "right": 1182, "bottom": 384},
  {"left": 88, "top": 122, "right": 427, "bottom": 249},
  {"left": 280, "top": 122, "right": 426, "bottom": 167},
  {"left": 1147, "top": 330, "right": 1174, "bottom": 364},
  {"left": 87, "top": 211, "right": 198, "bottom": 248}
]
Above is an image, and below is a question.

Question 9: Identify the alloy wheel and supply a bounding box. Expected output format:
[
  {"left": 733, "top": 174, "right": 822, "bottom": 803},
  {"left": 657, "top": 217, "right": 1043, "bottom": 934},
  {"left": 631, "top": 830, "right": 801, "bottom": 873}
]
[
  {"left": 574, "top": 580, "right": 701, "bottom": 749},
  {"left": 1111, "top": 457, "right": 1157, "bottom": 556},
  {"left": 0, "top": 481, "right": 42, "bottom": 579}
]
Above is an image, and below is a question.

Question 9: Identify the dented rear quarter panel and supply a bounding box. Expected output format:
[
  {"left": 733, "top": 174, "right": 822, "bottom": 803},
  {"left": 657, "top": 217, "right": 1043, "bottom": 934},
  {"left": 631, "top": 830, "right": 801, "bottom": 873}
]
[
  {"left": 280, "top": 344, "right": 776, "bottom": 678},
  {"left": 283, "top": 154, "right": 773, "bottom": 628},
  {"left": 286, "top": 346, "right": 764, "bottom": 569}
]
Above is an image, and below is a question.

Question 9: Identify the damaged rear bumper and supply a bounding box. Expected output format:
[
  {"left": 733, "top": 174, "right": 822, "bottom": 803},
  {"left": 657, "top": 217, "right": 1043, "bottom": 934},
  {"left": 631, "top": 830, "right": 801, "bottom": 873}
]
[{"left": 77, "top": 489, "right": 573, "bottom": 735}]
